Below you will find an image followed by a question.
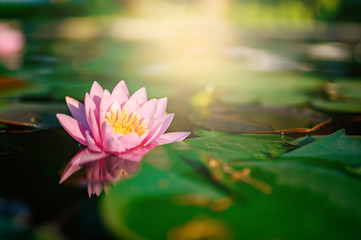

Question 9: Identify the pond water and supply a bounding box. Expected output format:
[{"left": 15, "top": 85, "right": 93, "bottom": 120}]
[{"left": 1, "top": 1, "right": 361, "bottom": 240}]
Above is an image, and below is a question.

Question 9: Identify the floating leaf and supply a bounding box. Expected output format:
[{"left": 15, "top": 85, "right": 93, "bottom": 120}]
[
  {"left": 280, "top": 129, "right": 361, "bottom": 165},
  {"left": 0, "top": 102, "right": 67, "bottom": 129},
  {"left": 193, "top": 130, "right": 231, "bottom": 137},
  {"left": 100, "top": 134, "right": 361, "bottom": 240},
  {"left": 335, "top": 80, "right": 361, "bottom": 100},
  {"left": 0, "top": 75, "right": 50, "bottom": 100},
  {"left": 284, "top": 133, "right": 361, "bottom": 147},
  {"left": 311, "top": 98, "right": 361, "bottom": 113},
  {"left": 345, "top": 166, "right": 361, "bottom": 177},
  {"left": 165, "top": 134, "right": 292, "bottom": 162},
  {"left": 283, "top": 135, "right": 320, "bottom": 147},
  {"left": 190, "top": 102, "right": 331, "bottom": 135},
  {"left": 0, "top": 75, "right": 26, "bottom": 91},
  {"left": 217, "top": 72, "right": 323, "bottom": 107}
]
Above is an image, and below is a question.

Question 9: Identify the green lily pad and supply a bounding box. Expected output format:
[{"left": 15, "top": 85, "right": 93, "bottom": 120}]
[
  {"left": 335, "top": 80, "right": 361, "bottom": 100},
  {"left": 162, "top": 134, "right": 292, "bottom": 162},
  {"left": 311, "top": 98, "right": 361, "bottom": 113},
  {"left": 280, "top": 129, "right": 361, "bottom": 165},
  {"left": 217, "top": 72, "right": 323, "bottom": 107},
  {"left": 190, "top": 102, "right": 330, "bottom": 134},
  {"left": 0, "top": 75, "right": 50, "bottom": 100},
  {"left": 285, "top": 133, "right": 361, "bottom": 147},
  {"left": 100, "top": 133, "right": 361, "bottom": 240},
  {"left": 0, "top": 102, "right": 67, "bottom": 129},
  {"left": 193, "top": 130, "right": 231, "bottom": 137},
  {"left": 284, "top": 135, "right": 320, "bottom": 147},
  {"left": 310, "top": 79, "right": 361, "bottom": 114}
]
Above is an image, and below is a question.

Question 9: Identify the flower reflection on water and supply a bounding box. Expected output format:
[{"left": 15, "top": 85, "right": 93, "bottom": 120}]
[{"left": 60, "top": 146, "right": 154, "bottom": 197}]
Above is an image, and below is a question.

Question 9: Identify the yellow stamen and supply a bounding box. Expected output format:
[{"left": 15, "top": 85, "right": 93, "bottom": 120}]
[
  {"left": 105, "top": 107, "right": 148, "bottom": 136},
  {"left": 120, "top": 169, "right": 128, "bottom": 176}
]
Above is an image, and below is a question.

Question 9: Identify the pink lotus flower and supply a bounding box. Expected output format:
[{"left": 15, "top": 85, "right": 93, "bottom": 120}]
[{"left": 56, "top": 81, "right": 190, "bottom": 155}]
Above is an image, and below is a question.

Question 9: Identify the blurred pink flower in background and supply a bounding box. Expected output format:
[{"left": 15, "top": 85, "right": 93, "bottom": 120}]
[
  {"left": 0, "top": 22, "right": 24, "bottom": 69},
  {"left": 57, "top": 81, "right": 190, "bottom": 155},
  {"left": 0, "top": 23, "right": 23, "bottom": 57}
]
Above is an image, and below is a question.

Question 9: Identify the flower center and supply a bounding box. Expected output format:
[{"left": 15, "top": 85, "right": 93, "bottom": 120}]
[{"left": 105, "top": 107, "right": 148, "bottom": 136}]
